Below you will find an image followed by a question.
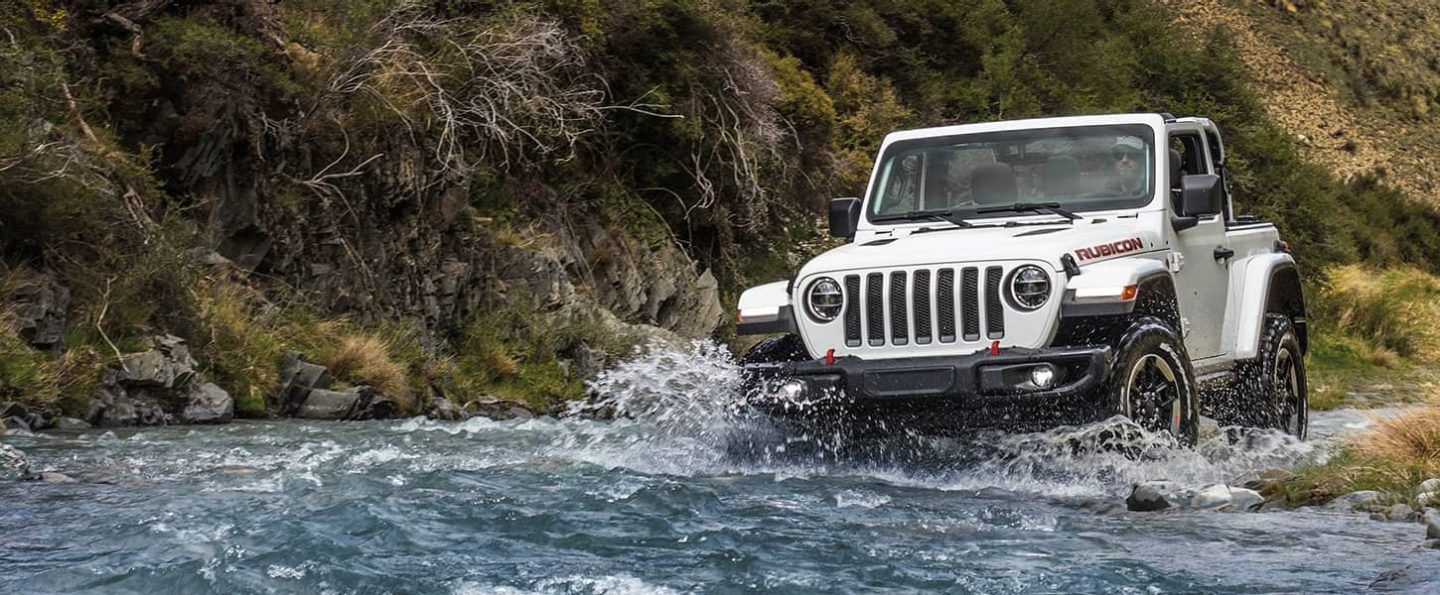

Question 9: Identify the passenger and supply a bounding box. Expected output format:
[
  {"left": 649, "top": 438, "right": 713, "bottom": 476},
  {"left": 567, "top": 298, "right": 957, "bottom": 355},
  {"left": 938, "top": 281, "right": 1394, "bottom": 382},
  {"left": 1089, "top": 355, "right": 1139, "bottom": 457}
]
[{"left": 1108, "top": 136, "right": 1147, "bottom": 195}]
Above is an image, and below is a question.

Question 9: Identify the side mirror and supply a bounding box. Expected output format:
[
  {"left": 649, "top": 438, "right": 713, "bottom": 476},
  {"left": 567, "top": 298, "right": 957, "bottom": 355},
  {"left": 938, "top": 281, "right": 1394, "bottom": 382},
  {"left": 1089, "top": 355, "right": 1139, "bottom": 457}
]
[
  {"left": 1171, "top": 174, "right": 1221, "bottom": 232},
  {"left": 829, "top": 197, "right": 861, "bottom": 239},
  {"left": 1180, "top": 174, "right": 1222, "bottom": 217}
]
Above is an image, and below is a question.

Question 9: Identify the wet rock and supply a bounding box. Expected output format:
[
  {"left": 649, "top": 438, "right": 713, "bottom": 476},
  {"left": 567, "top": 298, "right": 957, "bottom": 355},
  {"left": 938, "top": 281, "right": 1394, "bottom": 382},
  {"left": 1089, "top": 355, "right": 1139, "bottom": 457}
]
[
  {"left": 1, "top": 401, "right": 47, "bottom": 433},
  {"left": 426, "top": 397, "right": 469, "bottom": 421},
  {"left": 1191, "top": 484, "right": 1234, "bottom": 510},
  {"left": 87, "top": 387, "right": 171, "bottom": 428},
  {"left": 181, "top": 382, "right": 234, "bottom": 424},
  {"left": 466, "top": 397, "right": 538, "bottom": 421},
  {"left": 1127, "top": 481, "right": 1186, "bottom": 512},
  {"left": 53, "top": 417, "right": 90, "bottom": 430},
  {"left": 4, "top": 268, "right": 70, "bottom": 352},
  {"left": 1327, "top": 490, "right": 1385, "bottom": 511},
  {"left": 1233, "top": 467, "right": 1293, "bottom": 491},
  {"left": 39, "top": 472, "right": 77, "bottom": 484},
  {"left": 1228, "top": 488, "right": 1266, "bottom": 512},
  {"left": 1424, "top": 510, "right": 1440, "bottom": 540},
  {"left": 1, "top": 443, "right": 31, "bottom": 480},
  {"left": 1381, "top": 503, "right": 1420, "bottom": 523}
]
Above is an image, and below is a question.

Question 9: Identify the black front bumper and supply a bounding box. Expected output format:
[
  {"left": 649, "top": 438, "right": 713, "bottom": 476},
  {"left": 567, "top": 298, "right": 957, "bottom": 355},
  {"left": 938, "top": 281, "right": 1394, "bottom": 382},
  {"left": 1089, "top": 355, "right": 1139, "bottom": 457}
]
[{"left": 741, "top": 346, "right": 1113, "bottom": 434}]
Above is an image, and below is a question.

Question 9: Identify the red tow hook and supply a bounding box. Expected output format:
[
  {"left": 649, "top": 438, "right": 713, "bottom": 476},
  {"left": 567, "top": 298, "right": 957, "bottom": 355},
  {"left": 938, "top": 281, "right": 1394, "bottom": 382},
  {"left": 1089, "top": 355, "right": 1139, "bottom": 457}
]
[
  {"left": 989, "top": 340, "right": 1000, "bottom": 356},
  {"left": 825, "top": 348, "right": 836, "bottom": 365}
]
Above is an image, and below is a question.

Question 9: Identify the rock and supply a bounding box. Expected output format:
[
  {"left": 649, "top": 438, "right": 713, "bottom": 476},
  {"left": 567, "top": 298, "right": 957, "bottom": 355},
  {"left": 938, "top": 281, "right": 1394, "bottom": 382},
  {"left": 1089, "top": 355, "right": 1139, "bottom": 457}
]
[
  {"left": 39, "top": 472, "right": 77, "bottom": 484},
  {"left": 1327, "top": 490, "right": 1384, "bottom": 511},
  {"left": 426, "top": 397, "right": 469, "bottom": 421},
  {"left": 466, "top": 397, "right": 538, "bottom": 421},
  {"left": 181, "top": 382, "right": 234, "bottom": 424},
  {"left": 4, "top": 268, "right": 70, "bottom": 352},
  {"left": 1417, "top": 491, "right": 1439, "bottom": 507},
  {"left": 273, "top": 351, "right": 332, "bottom": 415},
  {"left": 1191, "top": 484, "right": 1234, "bottom": 510},
  {"left": 1418, "top": 478, "right": 1440, "bottom": 494},
  {"left": 116, "top": 336, "right": 199, "bottom": 389},
  {"left": 1423, "top": 510, "right": 1440, "bottom": 540},
  {"left": 86, "top": 387, "right": 170, "bottom": 428},
  {"left": 1127, "top": 481, "right": 1184, "bottom": 512},
  {"left": 0, "top": 401, "right": 46, "bottom": 433},
  {"left": 1228, "top": 488, "right": 1266, "bottom": 512},
  {"left": 1, "top": 443, "right": 31, "bottom": 480},
  {"left": 1, "top": 414, "right": 30, "bottom": 434},
  {"left": 293, "top": 386, "right": 383, "bottom": 420},
  {"left": 53, "top": 417, "right": 90, "bottom": 430},
  {"left": 1385, "top": 503, "right": 1419, "bottom": 523}
]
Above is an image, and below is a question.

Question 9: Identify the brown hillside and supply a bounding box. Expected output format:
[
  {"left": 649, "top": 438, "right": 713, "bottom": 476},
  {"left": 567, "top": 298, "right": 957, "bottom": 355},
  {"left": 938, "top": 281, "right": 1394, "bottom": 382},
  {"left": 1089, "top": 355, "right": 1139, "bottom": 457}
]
[{"left": 1161, "top": 0, "right": 1440, "bottom": 205}]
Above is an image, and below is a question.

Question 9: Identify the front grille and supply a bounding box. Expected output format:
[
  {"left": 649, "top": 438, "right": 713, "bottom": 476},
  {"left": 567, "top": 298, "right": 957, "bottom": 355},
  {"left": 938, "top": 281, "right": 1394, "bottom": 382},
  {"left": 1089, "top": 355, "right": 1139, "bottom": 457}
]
[{"left": 844, "top": 266, "right": 1007, "bottom": 348}]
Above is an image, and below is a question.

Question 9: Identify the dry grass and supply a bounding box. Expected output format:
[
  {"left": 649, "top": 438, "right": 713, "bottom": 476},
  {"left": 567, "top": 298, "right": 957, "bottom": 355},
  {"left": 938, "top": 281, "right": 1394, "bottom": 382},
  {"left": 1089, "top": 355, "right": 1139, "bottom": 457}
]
[
  {"left": 1322, "top": 265, "right": 1440, "bottom": 363},
  {"left": 315, "top": 334, "right": 413, "bottom": 409},
  {"left": 1358, "top": 399, "right": 1440, "bottom": 465}
]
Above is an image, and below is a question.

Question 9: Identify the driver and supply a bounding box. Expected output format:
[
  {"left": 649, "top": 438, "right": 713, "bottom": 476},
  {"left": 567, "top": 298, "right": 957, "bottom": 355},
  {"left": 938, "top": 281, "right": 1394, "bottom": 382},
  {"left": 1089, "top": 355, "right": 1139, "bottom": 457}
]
[{"left": 1109, "top": 136, "right": 1146, "bottom": 195}]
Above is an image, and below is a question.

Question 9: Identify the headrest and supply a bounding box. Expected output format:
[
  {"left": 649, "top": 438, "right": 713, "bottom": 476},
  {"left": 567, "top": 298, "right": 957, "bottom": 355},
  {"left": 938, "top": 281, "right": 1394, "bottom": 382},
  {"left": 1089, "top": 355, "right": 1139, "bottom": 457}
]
[
  {"left": 1041, "top": 156, "right": 1081, "bottom": 198},
  {"left": 970, "top": 162, "right": 1018, "bottom": 206}
]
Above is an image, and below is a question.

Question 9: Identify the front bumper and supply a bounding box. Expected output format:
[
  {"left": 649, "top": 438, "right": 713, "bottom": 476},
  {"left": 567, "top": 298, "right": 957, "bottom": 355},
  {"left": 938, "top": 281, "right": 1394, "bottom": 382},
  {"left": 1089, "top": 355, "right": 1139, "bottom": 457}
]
[{"left": 741, "top": 346, "right": 1112, "bottom": 434}]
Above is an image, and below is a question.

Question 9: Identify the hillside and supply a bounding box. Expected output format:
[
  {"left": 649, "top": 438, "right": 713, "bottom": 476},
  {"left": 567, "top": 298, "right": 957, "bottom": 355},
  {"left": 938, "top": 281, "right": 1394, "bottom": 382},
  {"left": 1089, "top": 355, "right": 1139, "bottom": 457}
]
[
  {"left": 1164, "top": 0, "right": 1440, "bottom": 206},
  {"left": 4, "top": 0, "right": 1440, "bottom": 424}
]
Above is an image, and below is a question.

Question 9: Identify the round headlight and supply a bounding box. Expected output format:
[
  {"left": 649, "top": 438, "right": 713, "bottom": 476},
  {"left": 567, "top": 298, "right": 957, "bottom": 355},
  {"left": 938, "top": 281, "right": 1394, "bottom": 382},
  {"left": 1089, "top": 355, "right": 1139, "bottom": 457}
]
[
  {"left": 1008, "top": 266, "right": 1051, "bottom": 311},
  {"left": 806, "top": 277, "right": 844, "bottom": 322}
]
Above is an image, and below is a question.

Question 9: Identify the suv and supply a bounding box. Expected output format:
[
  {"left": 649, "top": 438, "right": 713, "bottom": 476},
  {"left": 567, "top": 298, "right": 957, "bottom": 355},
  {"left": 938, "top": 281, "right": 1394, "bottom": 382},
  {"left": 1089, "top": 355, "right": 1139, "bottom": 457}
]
[{"left": 736, "top": 114, "right": 1307, "bottom": 444}]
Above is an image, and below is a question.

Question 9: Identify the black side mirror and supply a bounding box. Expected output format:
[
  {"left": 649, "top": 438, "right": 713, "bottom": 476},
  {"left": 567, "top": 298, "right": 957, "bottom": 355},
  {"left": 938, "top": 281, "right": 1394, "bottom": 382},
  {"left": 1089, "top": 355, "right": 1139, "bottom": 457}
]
[
  {"left": 829, "top": 197, "right": 861, "bottom": 238},
  {"left": 1172, "top": 174, "right": 1221, "bottom": 232}
]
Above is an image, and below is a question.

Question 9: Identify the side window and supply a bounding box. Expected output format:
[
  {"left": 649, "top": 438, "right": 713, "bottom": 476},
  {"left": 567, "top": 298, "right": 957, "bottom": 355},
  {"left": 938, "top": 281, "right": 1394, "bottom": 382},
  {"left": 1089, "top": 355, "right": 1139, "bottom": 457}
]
[{"left": 1168, "top": 133, "right": 1208, "bottom": 177}]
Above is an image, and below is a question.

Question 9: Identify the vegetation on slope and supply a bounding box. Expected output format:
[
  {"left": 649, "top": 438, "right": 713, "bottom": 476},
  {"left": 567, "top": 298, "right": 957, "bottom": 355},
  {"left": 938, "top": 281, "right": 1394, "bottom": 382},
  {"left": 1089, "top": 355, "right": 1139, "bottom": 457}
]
[{"left": 3, "top": 0, "right": 1440, "bottom": 419}]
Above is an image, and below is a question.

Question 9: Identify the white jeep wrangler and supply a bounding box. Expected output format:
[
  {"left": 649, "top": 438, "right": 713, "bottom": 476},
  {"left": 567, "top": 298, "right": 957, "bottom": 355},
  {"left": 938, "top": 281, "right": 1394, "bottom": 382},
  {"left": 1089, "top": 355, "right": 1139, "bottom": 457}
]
[{"left": 736, "top": 114, "right": 1307, "bottom": 444}]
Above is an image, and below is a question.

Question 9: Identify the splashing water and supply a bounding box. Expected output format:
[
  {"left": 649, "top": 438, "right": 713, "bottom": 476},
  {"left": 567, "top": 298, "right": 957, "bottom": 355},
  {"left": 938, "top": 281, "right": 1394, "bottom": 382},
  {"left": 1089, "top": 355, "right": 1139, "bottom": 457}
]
[{"left": 0, "top": 342, "right": 1429, "bottom": 593}]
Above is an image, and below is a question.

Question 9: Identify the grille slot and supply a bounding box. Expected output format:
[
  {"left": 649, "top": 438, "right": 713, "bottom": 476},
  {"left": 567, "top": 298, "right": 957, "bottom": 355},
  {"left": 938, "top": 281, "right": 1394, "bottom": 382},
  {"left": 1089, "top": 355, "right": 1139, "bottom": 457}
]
[
  {"left": 889, "top": 272, "right": 909, "bottom": 345},
  {"left": 936, "top": 269, "right": 956, "bottom": 343},
  {"left": 985, "top": 266, "right": 1005, "bottom": 339},
  {"left": 913, "top": 270, "right": 932, "bottom": 345},
  {"left": 843, "top": 275, "right": 861, "bottom": 347},
  {"left": 961, "top": 268, "right": 980, "bottom": 341},
  {"left": 866, "top": 273, "right": 884, "bottom": 346}
]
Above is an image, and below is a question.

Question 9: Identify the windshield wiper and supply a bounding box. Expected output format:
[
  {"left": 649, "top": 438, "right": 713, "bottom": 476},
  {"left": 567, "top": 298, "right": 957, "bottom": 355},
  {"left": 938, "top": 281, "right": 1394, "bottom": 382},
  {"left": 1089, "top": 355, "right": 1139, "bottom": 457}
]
[
  {"left": 975, "top": 202, "right": 1082, "bottom": 220},
  {"left": 871, "top": 208, "right": 973, "bottom": 227}
]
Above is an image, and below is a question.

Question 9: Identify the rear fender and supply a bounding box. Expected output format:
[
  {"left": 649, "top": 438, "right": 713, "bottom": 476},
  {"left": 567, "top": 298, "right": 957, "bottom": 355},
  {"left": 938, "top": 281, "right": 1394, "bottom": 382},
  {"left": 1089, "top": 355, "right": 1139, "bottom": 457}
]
[{"left": 1229, "top": 253, "right": 1305, "bottom": 359}]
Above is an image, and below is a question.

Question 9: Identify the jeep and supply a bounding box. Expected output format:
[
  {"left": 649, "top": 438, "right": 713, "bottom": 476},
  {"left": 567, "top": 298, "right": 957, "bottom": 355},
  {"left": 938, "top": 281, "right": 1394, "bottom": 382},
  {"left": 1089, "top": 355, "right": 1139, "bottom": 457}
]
[{"left": 736, "top": 114, "right": 1307, "bottom": 444}]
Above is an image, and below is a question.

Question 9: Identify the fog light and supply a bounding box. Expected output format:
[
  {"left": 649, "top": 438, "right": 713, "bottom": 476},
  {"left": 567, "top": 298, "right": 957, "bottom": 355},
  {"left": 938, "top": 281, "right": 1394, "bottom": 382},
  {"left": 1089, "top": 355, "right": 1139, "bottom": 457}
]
[
  {"left": 1029, "top": 365, "right": 1057, "bottom": 389},
  {"left": 777, "top": 379, "right": 806, "bottom": 401}
]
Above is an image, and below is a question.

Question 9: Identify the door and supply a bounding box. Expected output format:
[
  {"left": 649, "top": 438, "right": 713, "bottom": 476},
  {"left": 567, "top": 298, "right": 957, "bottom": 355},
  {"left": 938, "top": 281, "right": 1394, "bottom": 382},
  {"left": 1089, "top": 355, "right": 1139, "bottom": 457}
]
[{"left": 1169, "top": 128, "right": 1230, "bottom": 359}]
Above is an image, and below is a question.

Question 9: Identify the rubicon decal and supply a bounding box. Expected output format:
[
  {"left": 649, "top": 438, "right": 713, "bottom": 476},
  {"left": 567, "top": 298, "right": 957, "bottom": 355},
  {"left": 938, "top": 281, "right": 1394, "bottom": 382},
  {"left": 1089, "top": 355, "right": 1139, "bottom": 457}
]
[{"left": 1075, "top": 237, "right": 1145, "bottom": 261}]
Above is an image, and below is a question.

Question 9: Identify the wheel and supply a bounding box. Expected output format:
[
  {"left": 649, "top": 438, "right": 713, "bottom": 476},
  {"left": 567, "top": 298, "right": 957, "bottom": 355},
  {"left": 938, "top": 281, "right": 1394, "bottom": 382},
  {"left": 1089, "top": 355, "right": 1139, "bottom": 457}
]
[
  {"left": 1237, "top": 314, "right": 1308, "bottom": 439},
  {"left": 1107, "top": 316, "right": 1199, "bottom": 446}
]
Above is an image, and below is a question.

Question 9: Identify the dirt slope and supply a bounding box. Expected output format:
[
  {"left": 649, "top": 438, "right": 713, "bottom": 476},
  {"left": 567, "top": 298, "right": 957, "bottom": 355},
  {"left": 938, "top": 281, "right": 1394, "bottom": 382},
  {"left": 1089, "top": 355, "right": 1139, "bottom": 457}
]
[{"left": 1160, "top": 0, "right": 1440, "bottom": 205}]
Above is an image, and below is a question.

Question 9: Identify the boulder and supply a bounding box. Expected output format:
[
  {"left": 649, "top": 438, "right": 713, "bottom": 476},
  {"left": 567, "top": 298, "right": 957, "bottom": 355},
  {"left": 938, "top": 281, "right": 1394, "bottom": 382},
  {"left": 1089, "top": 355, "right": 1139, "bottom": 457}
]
[
  {"left": 181, "top": 382, "right": 234, "bottom": 424},
  {"left": 273, "top": 351, "right": 332, "bottom": 415},
  {"left": 1418, "top": 478, "right": 1440, "bottom": 494},
  {"left": 53, "top": 417, "right": 90, "bottom": 430},
  {"left": 1, "top": 443, "right": 31, "bottom": 480},
  {"left": 293, "top": 386, "right": 380, "bottom": 420},
  {"left": 1191, "top": 484, "right": 1234, "bottom": 510},
  {"left": 1384, "top": 503, "right": 1419, "bottom": 523},
  {"left": 0, "top": 401, "right": 46, "bottom": 433},
  {"left": 38, "top": 472, "right": 77, "bottom": 484},
  {"left": 115, "top": 335, "right": 198, "bottom": 389},
  {"left": 1418, "top": 491, "right": 1439, "bottom": 507},
  {"left": 1327, "top": 490, "right": 1385, "bottom": 511},
  {"left": 466, "top": 397, "right": 538, "bottom": 421},
  {"left": 1127, "top": 481, "right": 1186, "bottom": 512},
  {"left": 1424, "top": 510, "right": 1440, "bottom": 540},
  {"left": 426, "top": 397, "right": 469, "bottom": 421},
  {"left": 86, "top": 387, "right": 170, "bottom": 428},
  {"left": 1228, "top": 488, "right": 1266, "bottom": 512}
]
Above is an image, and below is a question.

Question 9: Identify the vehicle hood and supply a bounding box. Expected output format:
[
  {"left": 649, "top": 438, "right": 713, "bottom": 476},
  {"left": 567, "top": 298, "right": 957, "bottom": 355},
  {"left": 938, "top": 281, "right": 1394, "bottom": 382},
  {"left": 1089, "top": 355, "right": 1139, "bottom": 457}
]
[{"left": 798, "top": 219, "right": 1164, "bottom": 278}]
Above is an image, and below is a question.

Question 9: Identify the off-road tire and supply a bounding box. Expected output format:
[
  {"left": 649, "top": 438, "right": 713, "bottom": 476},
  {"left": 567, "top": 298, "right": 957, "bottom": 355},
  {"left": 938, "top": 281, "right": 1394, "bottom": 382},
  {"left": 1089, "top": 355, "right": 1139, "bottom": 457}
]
[
  {"left": 1107, "top": 316, "right": 1200, "bottom": 446},
  {"left": 1236, "top": 314, "right": 1308, "bottom": 439}
]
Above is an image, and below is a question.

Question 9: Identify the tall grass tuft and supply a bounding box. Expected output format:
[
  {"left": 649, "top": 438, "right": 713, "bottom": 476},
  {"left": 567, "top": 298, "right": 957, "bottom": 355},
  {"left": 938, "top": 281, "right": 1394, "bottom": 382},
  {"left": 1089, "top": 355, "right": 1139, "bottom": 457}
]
[
  {"left": 315, "top": 334, "right": 413, "bottom": 410},
  {"left": 1319, "top": 265, "right": 1440, "bottom": 363}
]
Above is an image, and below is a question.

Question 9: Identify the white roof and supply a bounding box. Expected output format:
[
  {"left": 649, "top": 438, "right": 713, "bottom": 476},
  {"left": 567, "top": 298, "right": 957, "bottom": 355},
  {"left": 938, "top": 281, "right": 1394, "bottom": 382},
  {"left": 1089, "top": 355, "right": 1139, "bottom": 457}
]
[{"left": 881, "top": 113, "right": 1168, "bottom": 145}]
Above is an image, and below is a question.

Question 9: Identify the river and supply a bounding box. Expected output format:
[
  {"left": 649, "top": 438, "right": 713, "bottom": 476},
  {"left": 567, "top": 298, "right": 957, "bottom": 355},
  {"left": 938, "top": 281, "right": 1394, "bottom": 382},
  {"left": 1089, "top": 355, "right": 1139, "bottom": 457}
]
[{"left": 1, "top": 345, "right": 1435, "bottom": 593}]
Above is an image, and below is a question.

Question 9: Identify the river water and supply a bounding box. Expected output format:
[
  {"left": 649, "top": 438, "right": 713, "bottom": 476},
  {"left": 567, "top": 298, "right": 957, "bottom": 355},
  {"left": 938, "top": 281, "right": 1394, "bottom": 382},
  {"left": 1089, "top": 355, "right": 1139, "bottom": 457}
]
[{"left": 1, "top": 344, "right": 1435, "bottom": 593}]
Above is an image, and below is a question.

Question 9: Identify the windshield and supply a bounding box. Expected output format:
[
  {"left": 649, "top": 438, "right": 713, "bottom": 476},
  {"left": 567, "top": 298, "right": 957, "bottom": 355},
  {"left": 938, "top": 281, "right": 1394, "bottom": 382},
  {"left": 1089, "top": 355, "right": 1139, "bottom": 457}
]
[{"left": 866, "top": 124, "right": 1156, "bottom": 222}]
